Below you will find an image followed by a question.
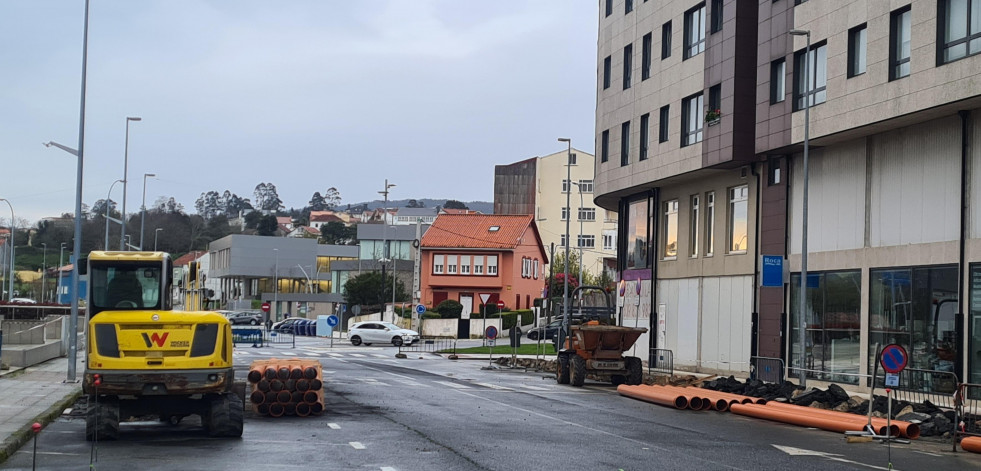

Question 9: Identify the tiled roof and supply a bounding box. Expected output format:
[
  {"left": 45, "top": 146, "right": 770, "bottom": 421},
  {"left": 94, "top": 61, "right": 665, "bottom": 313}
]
[
  {"left": 421, "top": 214, "right": 537, "bottom": 250},
  {"left": 310, "top": 213, "right": 343, "bottom": 223},
  {"left": 173, "top": 251, "right": 207, "bottom": 266}
]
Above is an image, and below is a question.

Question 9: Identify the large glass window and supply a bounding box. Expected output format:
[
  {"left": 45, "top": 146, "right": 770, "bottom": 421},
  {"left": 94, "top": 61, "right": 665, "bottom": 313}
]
[
  {"left": 770, "top": 59, "right": 786, "bottom": 104},
  {"left": 663, "top": 199, "right": 679, "bottom": 259},
  {"left": 433, "top": 255, "right": 444, "bottom": 274},
  {"left": 705, "top": 192, "right": 715, "bottom": 256},
  {"left": 869, "top": 266, "right": 958, "bottom": 378},
  {"left": 578, "top": 207, "right": 596, "bottom": 221},
  {"left": 91, "top": 262, "right": 162, "bottom": 312},
  {"left": 446, "top": 255, "right": 458, "bottom": 274},
  {"left": 789, "top": 271, "right": 862, "bottom": 384},
  {"left": 848, "top": 24, "right": 867, "bottom": 77},
  {"left": 969, "top": 264, "right": 981, "bottom": 383},
  {"left": 940, "top": 0, "right": 981, "bottom": 63},
  {"left": 577, "top": 235, "right": 596, "bottom": 248},
  {"left": 487, "top": 256, "right": 498, "bottom": 275},
  {"left": 728, "top": 185, "right": 748, "bottom": 253},
  {"left": 682, "top": 92, "right": 703, "bottom": 146},
  {"left": 626, "top": 198, "right": 650, "bottom": 269},
  {"left": 890, "top": 6, "right": 912, "bottom": 80},
  {"left": 793, "top": 42, "right": 827, "bottom": 111},
  {"left": 460, "top": 255, "right": 471, "bottom": 275},
  {"left": 684, "top": 3, "right": 706, "bottom": 59}
]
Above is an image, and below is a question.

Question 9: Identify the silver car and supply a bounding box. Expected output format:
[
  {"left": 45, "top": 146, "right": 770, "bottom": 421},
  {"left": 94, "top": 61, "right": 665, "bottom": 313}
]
[{"left": 349, "top": 321, "right": 420, "bottom": 347}]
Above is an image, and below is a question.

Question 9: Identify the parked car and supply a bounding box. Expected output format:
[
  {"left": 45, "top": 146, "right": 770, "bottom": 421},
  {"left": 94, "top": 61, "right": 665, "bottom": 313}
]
[
  {"left": 226, "top": 311, "right": 262, "bottom": 325},
  {"left": 349, "top": 321, "right": 420, "bottom": 347},
  {"left": 272, "top": 317, "right": 302, "bottom": 333},
  {"left": 10, "top": 297, "right": 37, "bottom": 304}
]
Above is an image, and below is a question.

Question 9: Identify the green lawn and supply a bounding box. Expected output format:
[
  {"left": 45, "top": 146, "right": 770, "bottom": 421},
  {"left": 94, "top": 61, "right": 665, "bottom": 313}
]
[{"left": 443, "top": 343, "right": 557, "bottom": 355}]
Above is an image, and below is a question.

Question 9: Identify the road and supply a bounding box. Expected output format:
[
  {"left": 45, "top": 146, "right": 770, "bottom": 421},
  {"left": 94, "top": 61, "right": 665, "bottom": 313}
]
[{"left": 3, "top": 337, "right": 979, "bottom": 470}]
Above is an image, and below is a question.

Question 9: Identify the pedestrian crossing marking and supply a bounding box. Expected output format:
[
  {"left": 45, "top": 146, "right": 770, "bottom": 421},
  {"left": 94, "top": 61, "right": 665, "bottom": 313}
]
[
  {"left": 473, "top": 382, "right": 512, "bottom": 390},
  {"left": 433, "top": 380, "right": 470, "bottom": 389},
  {"left": 521, "top": 385, "right": 548, "bottom": 391}
]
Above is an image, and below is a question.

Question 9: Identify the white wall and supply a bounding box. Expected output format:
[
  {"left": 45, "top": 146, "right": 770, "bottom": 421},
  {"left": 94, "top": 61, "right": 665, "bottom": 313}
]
[{"left": 789, "top": 141, "right": 866, "bottom": 254}]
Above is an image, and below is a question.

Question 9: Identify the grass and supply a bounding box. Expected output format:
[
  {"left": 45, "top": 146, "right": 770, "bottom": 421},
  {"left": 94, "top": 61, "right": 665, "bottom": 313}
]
[{"left": 443, "top": 343, "right": 557, "bottom": 355}]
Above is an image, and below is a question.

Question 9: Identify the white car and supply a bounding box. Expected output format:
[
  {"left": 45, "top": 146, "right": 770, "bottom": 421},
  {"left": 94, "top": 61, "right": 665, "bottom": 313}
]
[{"left": 349, "top": 321, "right": 420, "bottom": 347}]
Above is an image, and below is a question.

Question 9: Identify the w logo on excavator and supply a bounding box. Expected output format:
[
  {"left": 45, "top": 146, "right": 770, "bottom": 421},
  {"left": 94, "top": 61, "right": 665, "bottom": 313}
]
[{"left": 142, "top": 332, "right": 169, "bottom": 348}]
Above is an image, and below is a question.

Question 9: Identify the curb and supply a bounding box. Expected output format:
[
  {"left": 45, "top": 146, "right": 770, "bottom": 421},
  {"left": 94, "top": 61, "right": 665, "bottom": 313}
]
[{"left": 0, "top": 387, "right": 83, "bottom": 465}]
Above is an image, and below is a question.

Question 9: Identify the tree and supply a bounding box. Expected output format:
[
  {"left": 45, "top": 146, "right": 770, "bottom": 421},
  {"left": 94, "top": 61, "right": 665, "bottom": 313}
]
[
  {"left": 91, "top": 199, "right": 119, "bottom": 219},
  {"left": 342, "top": 271, "right": 408, "bottom": 309},
  {"left": 308, "top": 192, "right": 326, "bottom": 211},
  {"left": 256, "top": 214, "right": 279, "bottom": 236},
  {"left": 406, "top": 199, "right": 425, "bottom": 208},
  {"left": 153, "top": 196, "right": 185, "bottom": 214},
  {"left": 443, "top": 200, "right": 468, "bottom": 210},
  {"left": 219, "top": 190, "right": 252, "bottom": 217},
  {"left": 253, "top": 183, "right": 283, "bottom": 212},
  {"left": 320, "top": 222, "right": 357, "bottom": 245},
  {"left": 195, "top": 191, "right": 221, "bottom": 219},
  {"left": 323, "top": 187, "right": 342, "bottom": 209},
  {"left": 244, "top": 211, "right": 263, "bottom": 229}
]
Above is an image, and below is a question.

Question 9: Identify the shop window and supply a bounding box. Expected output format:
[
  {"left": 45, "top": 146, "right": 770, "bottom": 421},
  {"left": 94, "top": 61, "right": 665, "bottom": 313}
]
[
  {"left": 790, "top": 271, "right": 862, "bottom": 385},
  {"left": 626, "top": 197, "right": 650, "bottom": 269},
  {"left": 728, "top": 185, "right": 748, "bottom": 253},
  {"left": 663, "top": 199, "right": 678, "bottom": 259}
]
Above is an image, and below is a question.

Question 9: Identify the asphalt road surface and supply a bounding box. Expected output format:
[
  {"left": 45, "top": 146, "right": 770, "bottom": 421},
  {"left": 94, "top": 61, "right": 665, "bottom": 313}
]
[{"left": 3, "top": 339, "right": 979, "bottom": 470}]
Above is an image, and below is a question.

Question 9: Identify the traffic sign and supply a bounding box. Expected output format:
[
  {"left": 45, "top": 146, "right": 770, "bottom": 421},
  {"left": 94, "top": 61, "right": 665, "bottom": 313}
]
[
  {"left": 485, "top": 325, "right": 498, "bottom": 340},
  {"left": 261, "top": 302, "right": 270, "bottom": 313},
  {"left": 879, "top": 344, "right": 909, "bottom": 374},
  {"left": 415, "top": 304, "right": 426, "bottom": 315},
  {"left": 326, "top": 315, "right": 339, "bottom": 327},
  {"left": 496, "top": 300, "right": 505, "bottom": 309}
]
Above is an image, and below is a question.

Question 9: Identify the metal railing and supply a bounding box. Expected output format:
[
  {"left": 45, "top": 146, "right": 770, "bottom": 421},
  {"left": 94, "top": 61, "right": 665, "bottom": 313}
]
[
  {"left": 955, "top": 382, "right": 981, "bottom": 440},
  {"left": 399, "top": 337, "right": 456, "bottom": 355},
  {"left": 648, "top": 348, "right": 673, "bottom": 376},
  {"left": 872, "top": 368, "right": 959, "bottom": 410},
  {"left": 751, "top": 356, "right": 785, "bottom": 384},
  {"left": 264, "top": 329, "right": 295, "bottom": 346},
  {"left": 230, "top": 326, "right": 264, "bottom": 347}
]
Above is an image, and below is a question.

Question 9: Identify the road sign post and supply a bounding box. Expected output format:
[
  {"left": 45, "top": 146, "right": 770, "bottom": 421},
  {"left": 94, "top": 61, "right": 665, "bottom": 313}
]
[
  {"left": 485, "top": 325, "right": 498, "bottom": 369},
  {"left": 326, "top": 315, "right": 339, "bottom": 348}
]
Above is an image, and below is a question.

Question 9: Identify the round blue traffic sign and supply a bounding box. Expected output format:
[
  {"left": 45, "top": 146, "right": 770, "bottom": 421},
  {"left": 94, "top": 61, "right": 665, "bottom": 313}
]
[
  {"left": 879, "top": 344, "right": 908, "bottom": 374},
  {"left": 415, "top": 304, "right": 426, "bottom": 315},
  {"left": 485, "top": 326, "right": 498, "bottom": 340},
  {"left": 326, "top": 315, "right": 339, "bottom": 327}
]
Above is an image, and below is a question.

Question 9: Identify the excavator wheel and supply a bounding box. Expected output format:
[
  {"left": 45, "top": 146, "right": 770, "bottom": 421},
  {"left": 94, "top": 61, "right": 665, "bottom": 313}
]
[
  {"left": 625, "top": 356, "right": 643, "bottom": 385},
  {"left": 556, "top": 354, "right": 570, "bottom": 384},
  {"left": 85, "top": 396, "right": 120, "bottom": 442},
  {"left": 610, "top": 375, "right": 626, "bottom": 386},
  {"left": 205, "top": 393, "right": 244, "bottom": 438},
  {"left": 571, "top": 355, "right": 587, "bottom": 387}
]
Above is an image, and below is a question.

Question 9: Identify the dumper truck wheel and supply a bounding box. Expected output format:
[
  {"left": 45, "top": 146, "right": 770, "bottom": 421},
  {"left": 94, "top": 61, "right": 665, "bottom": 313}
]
[
  {"left": 610, "top": 375, "right": 626, "bottom": 386},
  {"left": 206, "top": 393, "right": 244, "bottom": 438},
  {"left": 556, "top": 354, "right": 570, "bottom": 384},
  {"left": 571, "top": 355, "right": 586, "bottom": 387},
  {"left": 625, "top": 357, "right": 643, "bottom": 385},
  {"left": 85, "top": 397, "right": 119, "bottom": 442}
]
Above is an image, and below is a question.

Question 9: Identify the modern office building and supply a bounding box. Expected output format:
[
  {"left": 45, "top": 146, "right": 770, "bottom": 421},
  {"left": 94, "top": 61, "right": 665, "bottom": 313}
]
[{"left": 594, "top": 0, "right": 981, "bottom": 388}]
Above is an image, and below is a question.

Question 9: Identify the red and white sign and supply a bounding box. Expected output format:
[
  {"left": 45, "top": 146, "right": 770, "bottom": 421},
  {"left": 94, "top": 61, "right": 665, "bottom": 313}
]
[
  {"left": 261, "top": 302, "right": 271, "bottom": 313},
  {"left": 496, "top": 300, "right": 505, "bottom": 309}
]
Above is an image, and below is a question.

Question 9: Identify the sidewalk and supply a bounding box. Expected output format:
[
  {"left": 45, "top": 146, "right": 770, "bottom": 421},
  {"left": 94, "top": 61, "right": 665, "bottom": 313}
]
[{"left": 0, "top": 357, "right": 82, "bottom": 463}]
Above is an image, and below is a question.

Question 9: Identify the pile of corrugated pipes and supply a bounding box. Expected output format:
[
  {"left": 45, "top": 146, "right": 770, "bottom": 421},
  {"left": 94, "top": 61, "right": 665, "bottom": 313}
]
[
  {"left": 247, "top": 359, "right": 325, "bottom": 417},
  {"left": 617, "top": 384, "right": 920, "bottom": 440}
]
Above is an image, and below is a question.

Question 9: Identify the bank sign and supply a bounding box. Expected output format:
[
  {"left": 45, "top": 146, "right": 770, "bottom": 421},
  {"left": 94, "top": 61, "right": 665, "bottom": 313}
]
[{"left": 760, "top": 255, "right": 785, "bottom": 287}]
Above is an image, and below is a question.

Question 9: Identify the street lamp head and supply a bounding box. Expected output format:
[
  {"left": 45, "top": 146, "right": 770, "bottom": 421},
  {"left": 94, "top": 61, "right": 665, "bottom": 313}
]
[
  {"left": 144, "top": 173, "right": 156, "bottom": 178},
  {"left": 557, "top": 137, "right": 570, "bottom": 143},
  {"left": 789, "top": 29, "right": 810, "bottom": 36},
  {"left": 127, "top": 117, "right": 142, "bottom": 122}
]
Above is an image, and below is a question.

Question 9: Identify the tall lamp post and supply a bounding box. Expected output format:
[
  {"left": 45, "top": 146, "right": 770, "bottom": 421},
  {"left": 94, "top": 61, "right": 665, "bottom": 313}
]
[
  {"left": 40, "top": 243, "right": 47, "bottom": 302},
  {"left": 154, "top": 228, "right": 163, "bottom": 251},
  {"left": 140, "top": 172, "right": 156, "bottom": 250},
  {"left": 120, "top": 116, "right": 142, "bottom": 250},
  {"left": 571, "top": 179, "right": 585, "bottom": 284},
  {"left": 378, "top": 180, "right": 395, "bottom": 320},
  {"left": 790, "top": 29, "right": 811, "bottom": 387},
  {"left": 273, "top": 248, "right": 279, "bottom": 324},
  {"left": 58, "top": 242, "right": 66, "bottom": 304},
  {"left": 104, "top": 179, "right": 123, "bottom": 250},
  {"left": 0, "top": 198, "right": 14, "bottom": 301},
  {"left": 557, "top": 138, "right": 572, "bottom": 346}
]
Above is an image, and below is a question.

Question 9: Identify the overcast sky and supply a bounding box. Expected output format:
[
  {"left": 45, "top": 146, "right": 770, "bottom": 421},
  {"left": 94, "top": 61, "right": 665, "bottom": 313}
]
[{"left": 0, "top": 1, "right": 598, "bottom": 225}]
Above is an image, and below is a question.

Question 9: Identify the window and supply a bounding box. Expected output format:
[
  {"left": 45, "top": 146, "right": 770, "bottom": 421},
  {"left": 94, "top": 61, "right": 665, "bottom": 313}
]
[
  {"left": 708, "top": 84, "right": 721, "bottom": 120},
  {"left": 578, "top": 235, "right": 596, "bottom": 248},
  {"left": 728, "top": 185, "right": 748, "bottom": 253},
  {"left": 621, "top": 121, "right": 631, "bottom": 166},
  {"left": 460, "top": 255, "right": 471, "bottom": 274},
  {"left": 626, "top": 198, "right": 650, "bottom": 269},
  {"left": 659, "top": 105, "right": 670, "bottom": 143},
  {"left": 562, "top": 179, "right": 572, "bottom": 193},
  {"left": 605, "top": 0, "right": 613, "bottom": 17},
  {"left": 560, "top": 234, "right": 568, "bottom": 247},
  {"left": 603, "top": 231, "right": 616, "bottom": 250},
  {"left": 568, "top": 152, "right": 577, "bottom": 165},
  {"left": 447, "top": 255, "right": 458, "bottom": 274},
  {"left": 626, "top": 0, "right": 634, "bottom": 14},
  {"left": 848, "top": 24, "right": 867, "bottom": 77},
  {"left": 487, "top": 256, "right": 498, "bottom": 275},
  {"left": 793, "top": 42, "right": 827, "bottom": 111},
  {"left": 533, "top": 259, "right": 539, "bottom": 279},
  {"left": 663, "top": 199, "right": 678, "bottom": 258},
  {"left": 623, "top": 44, "right": 633, "bottom": 89},
  {"left": 662, "top": 21, "right": 673, "bottom": 59},
  {"left": 789, "top": 271, "right": 862, "bottom": 384},
  {"left": 579, "top": 180, "right": 594, "bottom": 193},
  {"left": 474, "top": 256, "right": 484, "bottom": 275},
  {"left": 578, "top": 207, "right": 597, "bottom": 221},
  {"left": 642, "top": 33, "right": 653, "bottom": 80},
  {"left": 603, "top": 56, "right": 612, "bottom": 89},
  {"left": 681, "top": 93, "right": 704, "bottom": 146},
  {"left": 601, "top": 130, "right": 610, "bottom": 162},
  {"left": 640, "top": 113, "right": 650, "bottom": 160},
  {"left": 690, "top": 195, "right": 700, "bottom": 257},
  {"left": 561, "top": 207, "right": 570, "bottom": 221},
  {"left": 705, "top": 192, "right": 715, "bottom": 256},
  {"left": 684, "top": 4, "right": 706, "bottom": 59},
  {"left": 433, "top": 255, "right": 444, "bottom": 274},
  {"left": 521, "top": 258, "right": 530, "bottom": 278},
  {"left": 770, "top": 59, "right": 786, "bottom": 103},
  {"left": 890, "top": 6, "right": 911, "bottom": 80},
  {"left": 710, "top": 0, "right": 723, "bottom": 34},
  {"left": 768, "top": 157, "right": 782, "bottom": 185},
  {"left": 940, "top": 0, "right": 981, "bottom": 63}
]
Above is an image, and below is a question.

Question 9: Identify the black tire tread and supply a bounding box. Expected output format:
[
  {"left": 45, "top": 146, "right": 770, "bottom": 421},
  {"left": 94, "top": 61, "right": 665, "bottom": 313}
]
[
  {"left": 206, "top": 393, "right": 244, "bottom": 437},
  {"left": 85, "top": 397, "right": 119, "bottom": 442},
  {"left": 556, "top": 354, "right": 570, "bottom": 384},
  {"left": 571, "top": 355, "right": 587, "bottom": 387},
  {"left": 625, "top": 356, "right": 643, "bottom": 385}
]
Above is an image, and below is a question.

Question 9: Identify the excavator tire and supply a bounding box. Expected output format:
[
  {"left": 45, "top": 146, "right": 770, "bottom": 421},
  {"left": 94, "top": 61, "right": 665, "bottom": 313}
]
[
  {"left": 206, "top": 393, "right": 244, "bottom": 437},
  {"left": 556, "top": 354, "right": 570, "bottom": 384},
  {"left": 85, "top": 397, "right": 120, "bottom": 442},
  {"left": 625, "top": 357, "right": 643, "bottom": 385},
  {"left": 571, "top": 355, "right": 587, "bottom": 387}
]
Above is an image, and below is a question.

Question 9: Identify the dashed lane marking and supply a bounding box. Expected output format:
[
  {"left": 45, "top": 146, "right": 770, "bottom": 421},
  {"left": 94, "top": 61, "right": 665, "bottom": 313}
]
[
  {"left": 328, "top": 423, "right": 341, "bottom": 429},
  {"left": 473, "top": 382, "right": 512, "bottom": 390},
  {"left": 349, "top": 353, "right": 366, "bottom": 358},
  {"left": 380, "top": 467, "right": 397, "bottom": 471},
  {"left": 350, "top": 441, "right": 366, "bottom": 449},
  {"left": 520, "top": 385, "right": 549, "bottom": 391}
]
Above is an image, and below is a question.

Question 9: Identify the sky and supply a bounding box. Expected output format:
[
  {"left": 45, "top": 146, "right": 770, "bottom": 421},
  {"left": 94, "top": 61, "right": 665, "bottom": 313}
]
[{"left": 0, "top": 0, "right": 598, "bottom": 225}]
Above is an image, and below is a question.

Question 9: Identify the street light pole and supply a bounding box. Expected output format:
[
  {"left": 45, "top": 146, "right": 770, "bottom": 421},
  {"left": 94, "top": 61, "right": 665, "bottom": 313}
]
[
  {"left": 140, "top": 172, "right": 156, "bottom": 250},
  {"left": 790, "top": 29, "right": 811, "bottom": 387},
  {"left": 572, "top": 180, "right": 585, "bottom": 283},
  {"left": 154, "top": 228, "right": 163, "bottom": 251},
  {"left": 57, "top": 243, "right": 66, "bottom": 304},
  {"left": 558, "top": 138, "right": 572, "bottom": 347},
  {"left": 378, "top": 179, "right": 395, "bottom": 321},
  {"left": 0, "top": 198, "right": 14, "bottom": 301},
  {"left": 41, "top": 243, "right": 47, "bottom": 302},
  {"left": 273, "top": 248, "right": 279, "bottom": 324},
  {"left": 104, "top": 179, "right": 123, "bottom": 250},
  {"left": 120, "top": 116, "right": 141, "bottom": 250}
]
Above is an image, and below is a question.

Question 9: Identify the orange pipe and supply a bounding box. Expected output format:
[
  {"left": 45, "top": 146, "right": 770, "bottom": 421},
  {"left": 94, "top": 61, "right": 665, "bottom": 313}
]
[
  {"left": 765, "top": 401, "right": 915, "bottom": 439},
  {"left": 277, "top": 390, "right": 292, "bottom": 403},
  {"left": 247, "top": 369, "right": 262, "bottom": 383},
  {"left": 310, "top": 402, "right": 324, "bottom": 415},
  {"left": 256, "top": 403, "right": 270, "bottom": 415},
  {"left": 295, "top": 402, "right": 311, "bottom": 417},
  {"left": 661, "top": 386, "right": 759, "bottom": 407},
  {"left": 961, "top": 436, "right": 981, "bottom": 453},
  {"left": 268, "top": 403, "right": 285, "bottom": 418},
  {"left": 617, "top": 384, "right": 689, "bottom": 409},
  {"left": 249, "top": 391, "right": 265, "bottom": 405},
  {"left": 730, "top": 403, "right": 871, "bottom": 434}
]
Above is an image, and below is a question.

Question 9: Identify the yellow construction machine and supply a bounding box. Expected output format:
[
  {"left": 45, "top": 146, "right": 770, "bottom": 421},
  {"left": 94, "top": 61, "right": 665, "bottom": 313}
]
[{"left": 81, "top": 251, "right": 243, "bottom": 440}]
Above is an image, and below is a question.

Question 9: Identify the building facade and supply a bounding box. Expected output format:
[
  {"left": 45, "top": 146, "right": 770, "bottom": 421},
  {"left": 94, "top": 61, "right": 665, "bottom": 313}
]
[{"left": 594, "top": 0, "right": 981, "bottom": 388}]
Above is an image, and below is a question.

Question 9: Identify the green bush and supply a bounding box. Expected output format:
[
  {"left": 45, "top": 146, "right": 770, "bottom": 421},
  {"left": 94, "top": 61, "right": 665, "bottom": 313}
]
[
  {"left": 511, "top": 309, "right": 534, "bottom": 326},
  {"left": 435, "top": 299, "right": 463, "bottom": 319},
  {"left": 421, "top": 312, "right": 441, "bottom": 319}
]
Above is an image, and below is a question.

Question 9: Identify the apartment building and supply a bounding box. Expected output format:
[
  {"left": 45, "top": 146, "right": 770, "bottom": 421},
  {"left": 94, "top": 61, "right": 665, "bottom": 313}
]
[{"left": 594, "top": 0, "right": 981, "bottom": 388}]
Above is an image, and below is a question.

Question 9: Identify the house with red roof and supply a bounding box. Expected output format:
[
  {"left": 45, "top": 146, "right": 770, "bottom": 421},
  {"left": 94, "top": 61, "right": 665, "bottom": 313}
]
[{"left": 420, "top": 214, "right": 547, "bottom": 317}]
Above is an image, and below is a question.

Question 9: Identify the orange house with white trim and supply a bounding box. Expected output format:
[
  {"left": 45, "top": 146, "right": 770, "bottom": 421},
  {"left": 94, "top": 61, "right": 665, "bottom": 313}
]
[{"left": 420, "top": 214, "right": 548, "bottom": 315}]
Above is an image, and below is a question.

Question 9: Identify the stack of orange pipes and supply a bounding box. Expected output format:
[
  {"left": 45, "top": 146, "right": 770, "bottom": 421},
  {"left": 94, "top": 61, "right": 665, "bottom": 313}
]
[{"left": 247, "top": 359, "right": 325, "bottom": 417}]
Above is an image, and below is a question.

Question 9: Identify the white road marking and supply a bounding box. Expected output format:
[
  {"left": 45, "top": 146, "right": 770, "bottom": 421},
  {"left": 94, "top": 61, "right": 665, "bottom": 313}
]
[
  {"left": 380, "top": 467, "right": 397, "bottom": 471},
  {"left": 473, "top": 382, "right": 512, "bottom": 390},
  {"left": 350, "top": 441, "right": 366, "bottom": 449},
  {"left": 16, "top": 451, "right": 81, "bottom": 456},
  {"left": 520, "top": 385, "right": 548, "bottom": 391},
  {"left": 349, "top": 353, "right": 366, "bottom": 358},
  {"left": 278, "top": 351, "right": 297, "bottom": 356},
  {"left": 372, "top": 354, "right": 389, "bottom": 358},
  {"left": 328, "top": 423, "right": 341, "bottom": 429},
  {"left": 912, "top": 450, "right": 942, "bottom": 457},
  {"left": 325, "top": 353, "right": 343, "bottom": 357},
  {"left": 772, "top": 445, "right": 894, "bottom": 470},
  {"left": 433, "top": 380, "right": 471, "bottom": 389}
]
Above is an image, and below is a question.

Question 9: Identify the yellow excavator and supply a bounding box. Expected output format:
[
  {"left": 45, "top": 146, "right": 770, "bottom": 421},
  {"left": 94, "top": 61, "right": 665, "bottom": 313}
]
[{"left": 81, "top": 251, "right": 243, "bottom": 440}]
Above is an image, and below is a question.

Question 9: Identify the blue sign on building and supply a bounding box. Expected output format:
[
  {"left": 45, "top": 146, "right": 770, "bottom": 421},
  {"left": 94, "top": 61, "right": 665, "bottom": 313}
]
[{"left": 761, "top": 255, "right": 784, "bottom": 287}]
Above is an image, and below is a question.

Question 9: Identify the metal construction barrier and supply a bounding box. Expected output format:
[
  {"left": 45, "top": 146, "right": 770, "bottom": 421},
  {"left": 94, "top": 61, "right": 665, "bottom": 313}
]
[
  {"left": 399, "top": 337, "right": 456, "bottom": 355},
  {"left": 231, "top": 327, "right": 264, "bottom": 347},
  {"left": 872, "top": 368, "right": 959, "bottom": 410},
  {"left": 648, "top": 348, "right": 673, "bottom": 376},
  {"left": 751, "top": 356, "right": 785, "bottom": 384},
  {"left": 265, "top": 329, "right": 295, "bottom": 346},
  {"left": 955, "top": 383, "right": 981, "bottom": 440}
]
